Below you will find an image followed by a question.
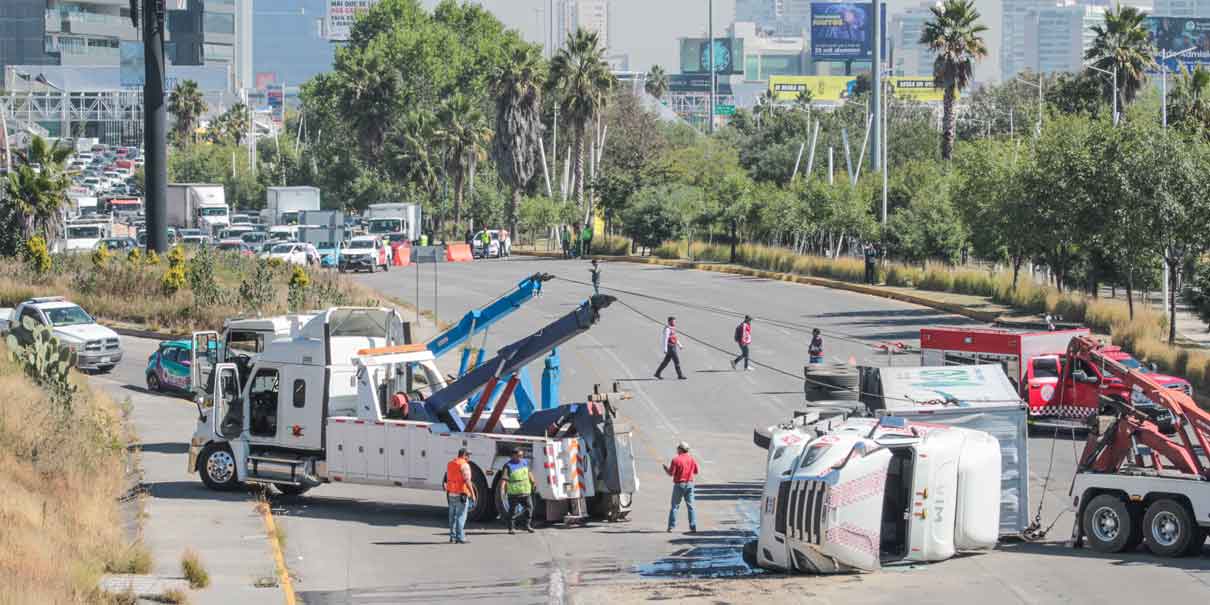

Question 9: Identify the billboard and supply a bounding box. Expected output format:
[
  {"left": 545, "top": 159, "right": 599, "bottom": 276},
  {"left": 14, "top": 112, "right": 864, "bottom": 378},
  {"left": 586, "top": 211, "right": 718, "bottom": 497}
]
[
  {"left": 1145, "top": 17, "right": 1210, "bottom": 71},
  {"left": 668, "top": 74, "right": 734, "bottom": 95},
  {"left": 120, "top": 41, "right": 144, "bottom": 88},
  {"left": 255, "top": 72, "right": 277, "bottom": 90},
  {"left": 326, "top": 0, "right": 382, "bottom": 42},
  {"left": 768, "top": 75, "right": 944, "bottom": 102},
  {"left": 810, "top": 3, "right": 887, "bottom": 61},
  {"left": 679, "top": 38, "right": 745, "bottom": 74}
]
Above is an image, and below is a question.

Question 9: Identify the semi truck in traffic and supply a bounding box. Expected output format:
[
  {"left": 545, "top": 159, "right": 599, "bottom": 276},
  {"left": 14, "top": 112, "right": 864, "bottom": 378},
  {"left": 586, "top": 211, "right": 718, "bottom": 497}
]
[
  {"left": 365, "top": 203, "right": 420, "bottom": 241},
  {"left": 166, "top": 184, "right": 230, "bottom": 233},
  {"left": 264, "top": 186, "right": 321, "bottom": 226},
  {"left": 185, "top": 296, "right": 638, "bottom": 523}
]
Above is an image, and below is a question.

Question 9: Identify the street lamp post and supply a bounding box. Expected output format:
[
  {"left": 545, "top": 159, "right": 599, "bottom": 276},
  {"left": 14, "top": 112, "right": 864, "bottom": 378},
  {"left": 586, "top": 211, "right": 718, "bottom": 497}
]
[
  {"left": 1084, "top": 63, "right": 1118, "bottom": 126},
  {"left": 1161, "top": 46, "right": 1197, "bottom": 129},
  {"left": 708, "top": 0, "right": 715, "bottom": 134},
  {"left": 1015, "top": 75, "right": 1043, "bottom": 137}
]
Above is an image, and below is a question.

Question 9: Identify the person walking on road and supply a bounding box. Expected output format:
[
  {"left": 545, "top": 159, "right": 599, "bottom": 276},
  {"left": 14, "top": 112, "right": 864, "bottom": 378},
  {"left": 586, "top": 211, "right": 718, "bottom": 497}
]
[
  {"left": 654, "top": 316, "right": 686, "bottom": 380},
  {"left": 443, "top": 448, "right": 477, "bottom": 544},
  {"left": 562, "top": 224, "right": 572, "bottom": 258},
  {"left": 501, "top": 448, "right": 535, "bottom": 534},
  {"left": 589, "top": 259, "right": 602, "bottom": 296},
  {"left": 663, "top": 441, "right": 699, "bottom": 533},
  {"left": 731, "top": 315, "right": 753, "bottom": 371},
  {"left": 809, "top": 328, "right": 824, "bottom": 364}
]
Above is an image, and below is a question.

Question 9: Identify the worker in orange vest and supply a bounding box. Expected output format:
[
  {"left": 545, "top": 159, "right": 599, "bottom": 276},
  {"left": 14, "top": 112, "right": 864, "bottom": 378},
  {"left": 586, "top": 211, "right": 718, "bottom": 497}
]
[{"left": 443, "top": 448, "right": 478, "bottom": 544}]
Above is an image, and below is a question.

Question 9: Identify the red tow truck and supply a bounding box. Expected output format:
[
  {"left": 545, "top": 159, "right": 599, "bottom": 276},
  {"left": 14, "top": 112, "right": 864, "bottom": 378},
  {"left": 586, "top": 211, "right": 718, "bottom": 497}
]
[{"left": 920, "top": 327, "right": 1192, "bottom": 418}]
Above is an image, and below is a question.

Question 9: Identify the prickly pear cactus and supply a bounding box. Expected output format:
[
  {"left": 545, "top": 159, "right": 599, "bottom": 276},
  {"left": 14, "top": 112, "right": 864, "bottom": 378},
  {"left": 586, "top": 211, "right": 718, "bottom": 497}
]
[{"left": 7, "top": 317, "right": 78, "bottom": 410}]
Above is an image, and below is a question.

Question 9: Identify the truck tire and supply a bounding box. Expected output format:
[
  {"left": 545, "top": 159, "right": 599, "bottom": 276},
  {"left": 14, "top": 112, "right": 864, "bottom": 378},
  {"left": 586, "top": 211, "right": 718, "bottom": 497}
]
[
  {"left": 1082, "top": 494, "right": 1138, "bottom": 553},
  {"left": 198, "top": 443, "right": 241, "bottom": 491},
  {"left": 466, "top": 465, "right": 495, "bottom": 522},
  {"left": 1143, "top": 498, "right": 1198, "bottom": 557},
  {"left": 741, "top": 539, "right": 759, "bottom": 569},
  {"left": 753, "top": 426, "right": 772, "bottom": 450}
]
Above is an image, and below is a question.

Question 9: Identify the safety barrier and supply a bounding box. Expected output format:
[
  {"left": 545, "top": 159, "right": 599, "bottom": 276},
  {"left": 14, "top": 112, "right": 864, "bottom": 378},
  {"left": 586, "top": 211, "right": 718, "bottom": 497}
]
[
  {"left": 446, "top": 242, "right": 473, "bottom": 263},
  {"left": 393, "top": 243, "right": 411, "bottom": 267}
]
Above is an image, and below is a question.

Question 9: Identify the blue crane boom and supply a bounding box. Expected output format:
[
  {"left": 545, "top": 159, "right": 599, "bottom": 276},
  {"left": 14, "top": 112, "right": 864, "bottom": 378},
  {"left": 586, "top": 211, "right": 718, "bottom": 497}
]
[{"left": 426, "top": 272, "right": 554, "bottom": 375}]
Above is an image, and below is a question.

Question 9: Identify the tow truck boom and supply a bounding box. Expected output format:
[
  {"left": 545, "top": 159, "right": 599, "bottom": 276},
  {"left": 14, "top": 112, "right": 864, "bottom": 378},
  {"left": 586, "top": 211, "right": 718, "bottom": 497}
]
[
  {"left": 426, "top": 272, "right": 553, "bottom": 371},
  {"left": 424, "top": 294, "right": 615, "bottom": 428}
]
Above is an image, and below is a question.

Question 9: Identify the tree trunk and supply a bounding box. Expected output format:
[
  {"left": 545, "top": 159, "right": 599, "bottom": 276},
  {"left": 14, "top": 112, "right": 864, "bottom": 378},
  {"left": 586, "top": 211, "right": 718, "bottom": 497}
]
[
  {"left": 452, "top": 169, "right": 465, "bottom": 230},
  {"left": 1011, "top": 256, "right": 1023, "bottom": 291},
  {"left": 941, "top": 85, "right": 957, "bottom": 160},
  {"left": 508, "top": 186, "right": 521, "bottom": 247},
  {"left": 1169, "top": 259, "right": 1179, "bottom": 345},
  {"left": 729, "top": 220, "right": 738, "bottom": 263},
  {"left": 1126, "top": 273, "right": 1135, "bottom": 320},
  {"left": 573, "top": 122, "right": 586, "bottom": 211}
]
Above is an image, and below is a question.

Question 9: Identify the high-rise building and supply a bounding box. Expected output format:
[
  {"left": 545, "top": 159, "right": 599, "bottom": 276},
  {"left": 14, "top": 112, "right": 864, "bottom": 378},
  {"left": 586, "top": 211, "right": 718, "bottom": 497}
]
[
  {"left": 735, "top": 0, "right": 778, "bottom": 33},
  {"left": 1153, "top": 0, "right": 1210, "bottom": 16},
  {"left": 553, "top": 0, "right": 609, "bottom": 52},
  {"left": 168, "top": 0, "right": 253, "bottom": 91},
  {"left": 1, "top": 0, "right": 57, "bottom": 73},
  {"left": 30, "top": 0, "right": 142, "bottom": 68},
  {"left": 1023, "top": 4, "right": 1104, "bottom": 74},
  {"left": 1002, "top": 0, "right": 1062, "bottom": 79},
  {"left": 254, "top": 0, "right": 333, "bottom": 86},
  {"left": 892, "top": 2, "right": 940, "bottom": 77}
]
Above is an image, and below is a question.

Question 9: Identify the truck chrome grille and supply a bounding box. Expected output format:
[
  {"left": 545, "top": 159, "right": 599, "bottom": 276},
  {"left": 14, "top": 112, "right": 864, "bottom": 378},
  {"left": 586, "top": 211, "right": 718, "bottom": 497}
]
[
  {"left": 104, "top": 338, "right": 120, "bottom": 351},
  {"left": 780, "top": 479, "right": 825, "bottom": 545},
  {"left": 84, "top": 340, "right": 103, "bottom": 352}
]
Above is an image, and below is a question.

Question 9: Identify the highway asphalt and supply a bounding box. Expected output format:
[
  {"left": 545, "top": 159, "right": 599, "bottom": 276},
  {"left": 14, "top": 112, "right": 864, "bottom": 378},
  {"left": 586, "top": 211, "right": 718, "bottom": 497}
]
[{"left": 89, "top": 255, "right": 1210, "bottom": 604}]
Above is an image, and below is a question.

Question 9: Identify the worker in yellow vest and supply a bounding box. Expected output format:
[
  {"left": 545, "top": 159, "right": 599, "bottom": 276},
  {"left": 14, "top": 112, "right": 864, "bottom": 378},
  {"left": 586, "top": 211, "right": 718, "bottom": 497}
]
[{"left": 501, "top": 448, "right": 535, "bottom": 534}]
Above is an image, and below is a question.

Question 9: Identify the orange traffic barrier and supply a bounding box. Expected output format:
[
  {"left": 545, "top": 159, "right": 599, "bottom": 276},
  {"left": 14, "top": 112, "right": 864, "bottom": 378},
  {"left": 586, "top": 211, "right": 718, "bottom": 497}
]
[
  {"left": 393, "top": 243, "right": 411, "bottom": 267},
  {"left": 446, "top": 242, "right": 473, "bottom": 263}
]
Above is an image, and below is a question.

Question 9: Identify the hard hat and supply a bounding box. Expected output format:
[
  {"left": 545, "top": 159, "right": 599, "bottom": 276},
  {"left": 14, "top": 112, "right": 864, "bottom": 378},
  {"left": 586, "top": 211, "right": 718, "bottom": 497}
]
[{"left": 677, "top": 441, "right": 690, "bottom": 452}]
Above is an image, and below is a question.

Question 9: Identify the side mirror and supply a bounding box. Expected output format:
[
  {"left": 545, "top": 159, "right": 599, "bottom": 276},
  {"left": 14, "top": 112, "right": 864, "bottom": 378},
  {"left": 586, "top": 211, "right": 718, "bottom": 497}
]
[
  {"left": 1072, "top": 371, "right": 1098, "bottom": 384},
  {"left": 194, "top": 395, "right": 207, "bottom": 422}
]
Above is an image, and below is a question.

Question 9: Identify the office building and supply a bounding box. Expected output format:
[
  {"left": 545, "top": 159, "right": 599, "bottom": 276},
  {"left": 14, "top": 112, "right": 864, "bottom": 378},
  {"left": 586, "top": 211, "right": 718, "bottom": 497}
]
[
  {"left": 731, "top": 21, "right": 810, "bottom": 81},
  {"left": 254, "top": 0, "right": 333, "bottom": 85},
  {"left": 735, "top": 0, "right": 778, "bottom": 33},
  {"left": 0, "top": 0, "right": 57, "bottom": 73},
  {"left": 553, "top": 0, "right": 609, "bottom": 52},
  {"left": 1153, "top": 0, "right": 1210, "bottom": 16},
  {"left": 892, "top": 2, "right": 941, "bottom": 77},
  {"left": 1002, "top": 0, "right": 1062, "bottom": 78},
  {"left": 1023, "top": 4, "right": 1104, "bottom": 74},
  {"left": 168, "top": 0, "right": 253, "bottom": 91}
]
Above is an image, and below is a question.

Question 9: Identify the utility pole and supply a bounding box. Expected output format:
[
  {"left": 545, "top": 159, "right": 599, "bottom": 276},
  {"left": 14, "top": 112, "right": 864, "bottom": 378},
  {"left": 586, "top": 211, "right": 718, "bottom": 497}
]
[
  {"left": 871, "top": 0, "right": 881, "bottom": 172},
  {"left": 141, "top": 0, "right": 169, "bottom": 254},
  {"left": 708, "top": 0, "right": 715, "bottom": 134}
]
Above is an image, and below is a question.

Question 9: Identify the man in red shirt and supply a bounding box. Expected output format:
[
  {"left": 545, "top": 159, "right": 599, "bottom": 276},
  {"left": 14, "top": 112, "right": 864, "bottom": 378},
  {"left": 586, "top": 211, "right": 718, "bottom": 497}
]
[
  {"left": 662, "top": 441, "right": 699, "bottom": 532},
  {"left": 731, "top": 315, "right": 752, "bottom": 371},
  {"left": 654, "top": 316, "right": 686, "bottom": 380}
]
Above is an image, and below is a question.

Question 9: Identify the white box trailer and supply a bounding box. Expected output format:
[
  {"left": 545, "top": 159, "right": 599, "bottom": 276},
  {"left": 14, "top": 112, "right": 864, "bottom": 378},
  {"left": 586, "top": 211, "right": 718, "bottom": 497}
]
[
  {"left": 365, "top": 203, "right": 420, "bottom": 241},
  {"left": 860, "top": 364, "right": 1030, "bottom": 536},
  {"left": 265, "top": 186, "right": 321, "bottom": 226}
]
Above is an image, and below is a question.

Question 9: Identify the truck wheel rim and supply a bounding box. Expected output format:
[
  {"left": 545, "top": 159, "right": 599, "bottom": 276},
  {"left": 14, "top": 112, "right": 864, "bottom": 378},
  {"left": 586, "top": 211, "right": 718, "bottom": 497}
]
[
  {"left": 1152, "top": 511, "right": 1181, "bottom": 547},
  {"left": 1092, "top": 506, "right": 1120, "bottom": 542},
  {"left": 207, "top": 451, "right": 235, "bottom": 484}
]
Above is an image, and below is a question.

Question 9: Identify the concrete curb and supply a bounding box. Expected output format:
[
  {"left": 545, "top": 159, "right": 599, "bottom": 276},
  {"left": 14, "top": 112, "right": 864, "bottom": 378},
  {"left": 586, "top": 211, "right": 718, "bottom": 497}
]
[
  {"left": 259, "top": 500, "right": 297, "bottom": 605},
  {"left": 519, "top": 252, "right": 1006, "bottom": 324}
]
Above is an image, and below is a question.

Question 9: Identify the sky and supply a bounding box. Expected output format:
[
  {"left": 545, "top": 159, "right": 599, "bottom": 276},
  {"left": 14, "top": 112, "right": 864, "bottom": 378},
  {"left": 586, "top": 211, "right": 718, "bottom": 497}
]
[{"left": 253, "top": 0, "right": 335, "bottom": 86}]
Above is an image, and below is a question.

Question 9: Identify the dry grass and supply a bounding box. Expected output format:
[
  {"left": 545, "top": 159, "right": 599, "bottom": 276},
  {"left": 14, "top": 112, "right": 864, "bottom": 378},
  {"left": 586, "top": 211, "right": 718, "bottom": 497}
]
[
  {"left": 180, "top": 549, "right": 209, "bottom": 590},
  {"left": 148, "top": 589, "right": 189, "bottom": 605},
  {"left": 0, "top": 251, "right": 390, "bottom": 334},
  {"left": 589, "top": 235, "right": 632, "bottom": 256},
  {"left": 0, "top": 341, "right": 131, "bottom": 604}
]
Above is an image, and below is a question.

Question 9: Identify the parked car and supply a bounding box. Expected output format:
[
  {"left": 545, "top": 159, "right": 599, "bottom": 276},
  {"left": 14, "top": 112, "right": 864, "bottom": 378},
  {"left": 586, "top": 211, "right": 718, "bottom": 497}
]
[
  {"left": 146, "top": 339, "right": 196, "bottom": 393},
  {"left": 265, "top": 242, "right": 309, "bottom": 266},
  {"left": 216, "top": 239, "right": 255, "bottom": 256},
  {"left": 339, "top": 236, "right": 389, "bottom": 273},
  {"left": 181, "top": 235, "right": 211, "bottom": 247},
  {"left": 240, "top": 231, "right": 269, "bottom": 246},
  {"left": 0, "top": 297, "right": 123, "bottom": 372},
  {"left": 95, "top": 237, "right": 138, "bottom": 253},
  {"left": 472, "top": 229, "right": 511, "bottom": 258}
]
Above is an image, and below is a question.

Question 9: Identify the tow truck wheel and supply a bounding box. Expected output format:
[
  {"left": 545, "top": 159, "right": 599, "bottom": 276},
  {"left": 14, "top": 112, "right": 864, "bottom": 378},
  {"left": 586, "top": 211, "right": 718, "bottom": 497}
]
[
  {"left": 1144, "top": 498, "right": 1197, "bottom": 557},
  {"left": 1083, "top": 494, "right": 1137, "bottom": 553},
  {"left": 466, "top": 465, "right": 496, "bottom": 522},
  {"left": 198, "top": 444, "right": 241, "bottom": 491}
]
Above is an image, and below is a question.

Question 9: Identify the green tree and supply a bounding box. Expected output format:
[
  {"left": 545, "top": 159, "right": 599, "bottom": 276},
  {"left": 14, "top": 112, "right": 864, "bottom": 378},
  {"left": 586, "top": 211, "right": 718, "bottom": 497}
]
[
  {"left": 952, "top": 139, "right": 1034, "bottom": 288},
  {"left": 645, "top": 65, "right": 669, "bottom": 100},
  {"left": 491, "top": 43, "right": 546, "bottom": 243},
  {"left": 549, "top": 28, "right": 615, "bottom": 218},
  {"left": 623, "top": 185, "right": 683, "bottom": 253},
  {"left": 436, "top": 94, "right": 492, "bottom": 231},
  {"left": 795, "top": 87, "right": 814, "bottom": 110},
  {"left": 3, "top": 136, "right": 72, "bottom": 243},
  {"left": 920, "top": 0, "right": 988, "bottom": 160},
  {"left": 886, "top": 173, "right": 965, "bottom": 263},
  {"left": 209, "top": 103, "right": 251, "bottom": 145},
  {"left": 168, "top": 80, "right": 207, "bottom": 145},
  {"left": 390, "top": 109, "right": 441, "bottom": 217},
  {"left": 1085, "top": 6, "right": 1155, "bottom": 111},
  {"left": 1168, "top": 65, "right": 1210, "bottom": 137}
]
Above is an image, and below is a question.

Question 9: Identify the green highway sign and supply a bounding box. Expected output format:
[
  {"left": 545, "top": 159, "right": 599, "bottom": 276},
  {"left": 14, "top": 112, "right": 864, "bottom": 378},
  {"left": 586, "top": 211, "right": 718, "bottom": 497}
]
[{"left": 715, "top": 104, "right": 736, "bottom": 116}]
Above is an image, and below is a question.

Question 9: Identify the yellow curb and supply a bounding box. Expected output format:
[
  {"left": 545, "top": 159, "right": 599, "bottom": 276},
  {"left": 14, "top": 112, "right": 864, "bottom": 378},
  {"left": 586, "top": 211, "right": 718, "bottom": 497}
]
[{"left": 258, "top": 501, "right": 297, "bottom": 605}]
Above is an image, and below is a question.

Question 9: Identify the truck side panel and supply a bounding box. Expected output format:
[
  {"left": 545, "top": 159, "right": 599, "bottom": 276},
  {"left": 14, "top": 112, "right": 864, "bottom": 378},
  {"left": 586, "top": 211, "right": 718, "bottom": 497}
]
[{"left": 366, "top": 422, "right": 388, "bottom": 480}]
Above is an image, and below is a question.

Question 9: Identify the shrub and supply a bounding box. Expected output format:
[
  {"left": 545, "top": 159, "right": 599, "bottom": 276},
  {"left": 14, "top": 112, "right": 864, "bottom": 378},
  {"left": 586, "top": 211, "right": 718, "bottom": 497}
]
[
  {"left": 126, "top": 247, "right": 142, "bottom": 263},
  {"left": 590, "top": 234, "right": 631, "bottom": 256},
  {"left": 238, "top": 261, "right": 276, "bottom": 314},
  {"left": 287, "top": 267, "right": 309, "bottom": 312},
  {"left": 885, "top": 264, "right": 922, "bottom": 287},
  {"left": 24, "top": 236, "right": 51, "bottom": 276},
  {"left": 918, "top": 267, "right": 954, "bottom": 292},
  {"left": 104, "top": 542, "right": 153, "bottom": 574},
  {"left": 5, "top": 319, "right": 77, "bottom": 410},
  {"left": 951, "top": 269, "right": 996, "bottom": 297},
  {"left": 145, "top": 250, "right": 160, "bottom": 265},
  {"left": 91, "top": 243, "right": 113, "bottom": 270},
  {"left": 181, "top": 548, "right": 210, "bottom": 589},
  {"left": 161, "top": 264, "right": 187, "bottom": 295},
  {"left": 186, "top": 245, "right": 223, "bottom": 307}
]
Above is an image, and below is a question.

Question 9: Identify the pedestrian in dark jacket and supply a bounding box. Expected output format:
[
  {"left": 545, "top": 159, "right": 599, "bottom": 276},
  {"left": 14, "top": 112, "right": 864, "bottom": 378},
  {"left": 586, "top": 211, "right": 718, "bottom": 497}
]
[
  {"left": 731, "top": 315, "right": 752, "bottom": 371},
  {"left": 589, "top": 259, "right": 602, "bottom": 296},
  {"left": 654, "top": 317, "right": 686, "bottom": 380},
  {"left": 809, "top": 328, "right": 824, "bottom": 364}
]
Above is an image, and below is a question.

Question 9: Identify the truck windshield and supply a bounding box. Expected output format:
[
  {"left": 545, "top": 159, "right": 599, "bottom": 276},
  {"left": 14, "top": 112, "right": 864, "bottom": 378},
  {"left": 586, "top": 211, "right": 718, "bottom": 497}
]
[
  {"left": 271, "top": 244, "right": 297, "bottom": 254},
  {"left": 45, "top": 306, "right": 94, "bottom": 327},
  {"left": 200, "top": 207, "right": 228, "bottom": 216},
  {"left": 67, "top": 226, "right": 101, "bottom": 239},
  {"left": 347, "top": 240, "right": 374, "bottom": 249},
  {"left": 280, "top": 212, "right": 300, "bottom": 225},
  {"left": 368, "top": 219, "right": 400, "bottom": 233}
]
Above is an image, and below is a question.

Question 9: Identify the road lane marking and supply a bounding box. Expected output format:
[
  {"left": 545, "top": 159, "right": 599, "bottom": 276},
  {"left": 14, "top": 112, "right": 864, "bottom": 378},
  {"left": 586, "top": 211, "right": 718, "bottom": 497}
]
[{"left": 259, "top": 499, "right": 297, "bottom": 605}]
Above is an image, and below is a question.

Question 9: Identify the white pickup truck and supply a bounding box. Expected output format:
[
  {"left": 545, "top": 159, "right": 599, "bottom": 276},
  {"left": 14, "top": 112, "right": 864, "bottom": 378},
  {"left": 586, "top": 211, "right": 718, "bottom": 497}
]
[{"left": 0, "top": 297, "right": 123, "bottom": 372}]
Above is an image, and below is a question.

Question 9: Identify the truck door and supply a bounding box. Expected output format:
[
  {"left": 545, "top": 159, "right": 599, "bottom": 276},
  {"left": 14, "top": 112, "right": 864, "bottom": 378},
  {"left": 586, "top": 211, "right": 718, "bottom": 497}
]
[
  {"left": 1025, "top": 355, "right": 1061, "bottom": 412},
  {"left": 191, "top": 331, "right": 219, "bottom": 397},
  {"left": 276, "top": 366, "right": 324, "bottom": 451},
  {"left": 211, "top": 363, "right": 243, "bottom": 440},
  {"left": 246, "top": 366, "right": 282, "bottom": 443}
]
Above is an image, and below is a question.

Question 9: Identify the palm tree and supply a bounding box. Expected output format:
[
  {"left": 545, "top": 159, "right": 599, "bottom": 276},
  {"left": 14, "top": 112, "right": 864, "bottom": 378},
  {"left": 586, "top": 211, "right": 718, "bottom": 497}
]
[
  {"left": 220, "top": 103, "right": 251, "bottom": 146},
  {"left": 1169, "top": 65, "right": 1210, "bottom": 135},
  {"left": 920, "top": 0, "right": 988, "bottom": 160},
  {"left": 392, "top": 109, "right": 440, "bottom": 222},
  {"left": 753, "top": 90, "right": 776, "bottom": 127},
  {"left": 4, "top": 136, "right": 71, "bottom": 241},
  {"left": 491, "top": 43, "right": 546, "bottom": 243},
  {"left": 168, "top": 80, "right": 207, "bottom": 145},
  {"left": 795, "top": 87, "right": 813, "bottom": 110},
  {"left": 645, "top": 65, "right": 669, "bottom": 100},
  {"left": 1085, "top": 6, "right": 1156, "bottom": 111},
  {"left": 549, "top": 28, "right": 615, "bottom": 218},
  {"left": 435, "top": 94, "right": 492, "bottom": 231}
]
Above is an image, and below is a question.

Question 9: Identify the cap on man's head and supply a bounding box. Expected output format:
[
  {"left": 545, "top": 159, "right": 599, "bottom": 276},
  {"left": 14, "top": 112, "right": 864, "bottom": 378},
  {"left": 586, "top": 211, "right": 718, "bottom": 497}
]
[
  {"left": 458, "top": 447, "right": 469, "bottom": 457},
  {"left": 668, "top": 316, "right": 676, "bottom": 323},
  {"left": 676, "top": 441, "right": 690, "bottom": 452}
]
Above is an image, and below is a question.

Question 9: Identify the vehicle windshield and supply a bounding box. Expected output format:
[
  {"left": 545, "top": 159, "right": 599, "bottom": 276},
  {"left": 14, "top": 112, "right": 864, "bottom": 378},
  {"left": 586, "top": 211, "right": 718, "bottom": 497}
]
[
  {"left": 242, "top": 233, "right": 266, "bottom": 242},
  {"left": 231, "top": 216, "right": 251, "bottom": 224},
  {"left": 271, "top": 244, "right": 296, "bottom": 254},
  {"left": 45, "top": 305, "right": 94, "bottom": 327},
  {"left": 200, "top": 207, "right": 228, "bottom": 216},
  {"left": 368, "top": 219, "right": 400, "bottom": 233},
  {"left": 67, "top": 226, "right": 102, "bottom": 239},
  {"left": 1033, "top": 357, "right": 1060, "bottom": 379},
  {"left": 346, "top": 239, "right": 375, "bottom": 249},
  {"left": 99, "top": 238, "right": 128, "bottom": 249},
  {"left": 387, "top": 233, "right": 407, "bottom": 243},
  {"left": 218, "top": 242, "right": 242, "bottom": 251},
  {"left": 1117, "top": 357, "right": 1149, "bottom": 373},
  {"left": 280, "top": 212, "right": 300, "bottom": 224}
]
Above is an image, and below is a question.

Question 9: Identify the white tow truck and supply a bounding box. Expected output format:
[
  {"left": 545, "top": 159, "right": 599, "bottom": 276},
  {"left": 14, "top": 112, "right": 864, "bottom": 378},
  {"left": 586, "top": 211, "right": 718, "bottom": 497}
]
[{"left": 186, "top": 297, "right": 638, "bottom": 522}]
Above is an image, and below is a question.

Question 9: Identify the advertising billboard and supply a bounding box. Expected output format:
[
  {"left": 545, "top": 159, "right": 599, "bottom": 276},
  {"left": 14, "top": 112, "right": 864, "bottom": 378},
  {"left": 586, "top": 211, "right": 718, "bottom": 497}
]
[
  {"left": 679, "top": 38, "right": 745, "bottom": 74},
  {"left": 326, "top": 0, "right": 382, "bottom": 42},
  {"left": 810, "top": 3, "right": 887, "bottom": 61},
  {"left": 668, "top": 74, "right": 734, "bottom": 95},
  {"left": 120, "top": 41, "right": 144, "bottom": 88},
  {"left": 1145, "top": 17, "right": 1210, "bottom": 71},
  {"left": 769, "top": 75, "right": 943, "bottom": 102}
]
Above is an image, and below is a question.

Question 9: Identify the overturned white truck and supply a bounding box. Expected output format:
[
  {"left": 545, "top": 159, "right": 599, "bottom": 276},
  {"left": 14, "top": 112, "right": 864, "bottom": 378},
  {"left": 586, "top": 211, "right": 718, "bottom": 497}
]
[
  {"left": 186, "top": 297, "right": 638, "bottom": 523},
  {"left": 747, "top": 365, "right": 1026, "bottom": 573}
]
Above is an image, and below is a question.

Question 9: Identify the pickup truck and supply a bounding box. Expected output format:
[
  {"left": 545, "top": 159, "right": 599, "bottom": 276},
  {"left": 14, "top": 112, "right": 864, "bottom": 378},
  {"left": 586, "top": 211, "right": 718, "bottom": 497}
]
[{"left": 0, "top": 297, "right": 123, "bottom": 372}]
